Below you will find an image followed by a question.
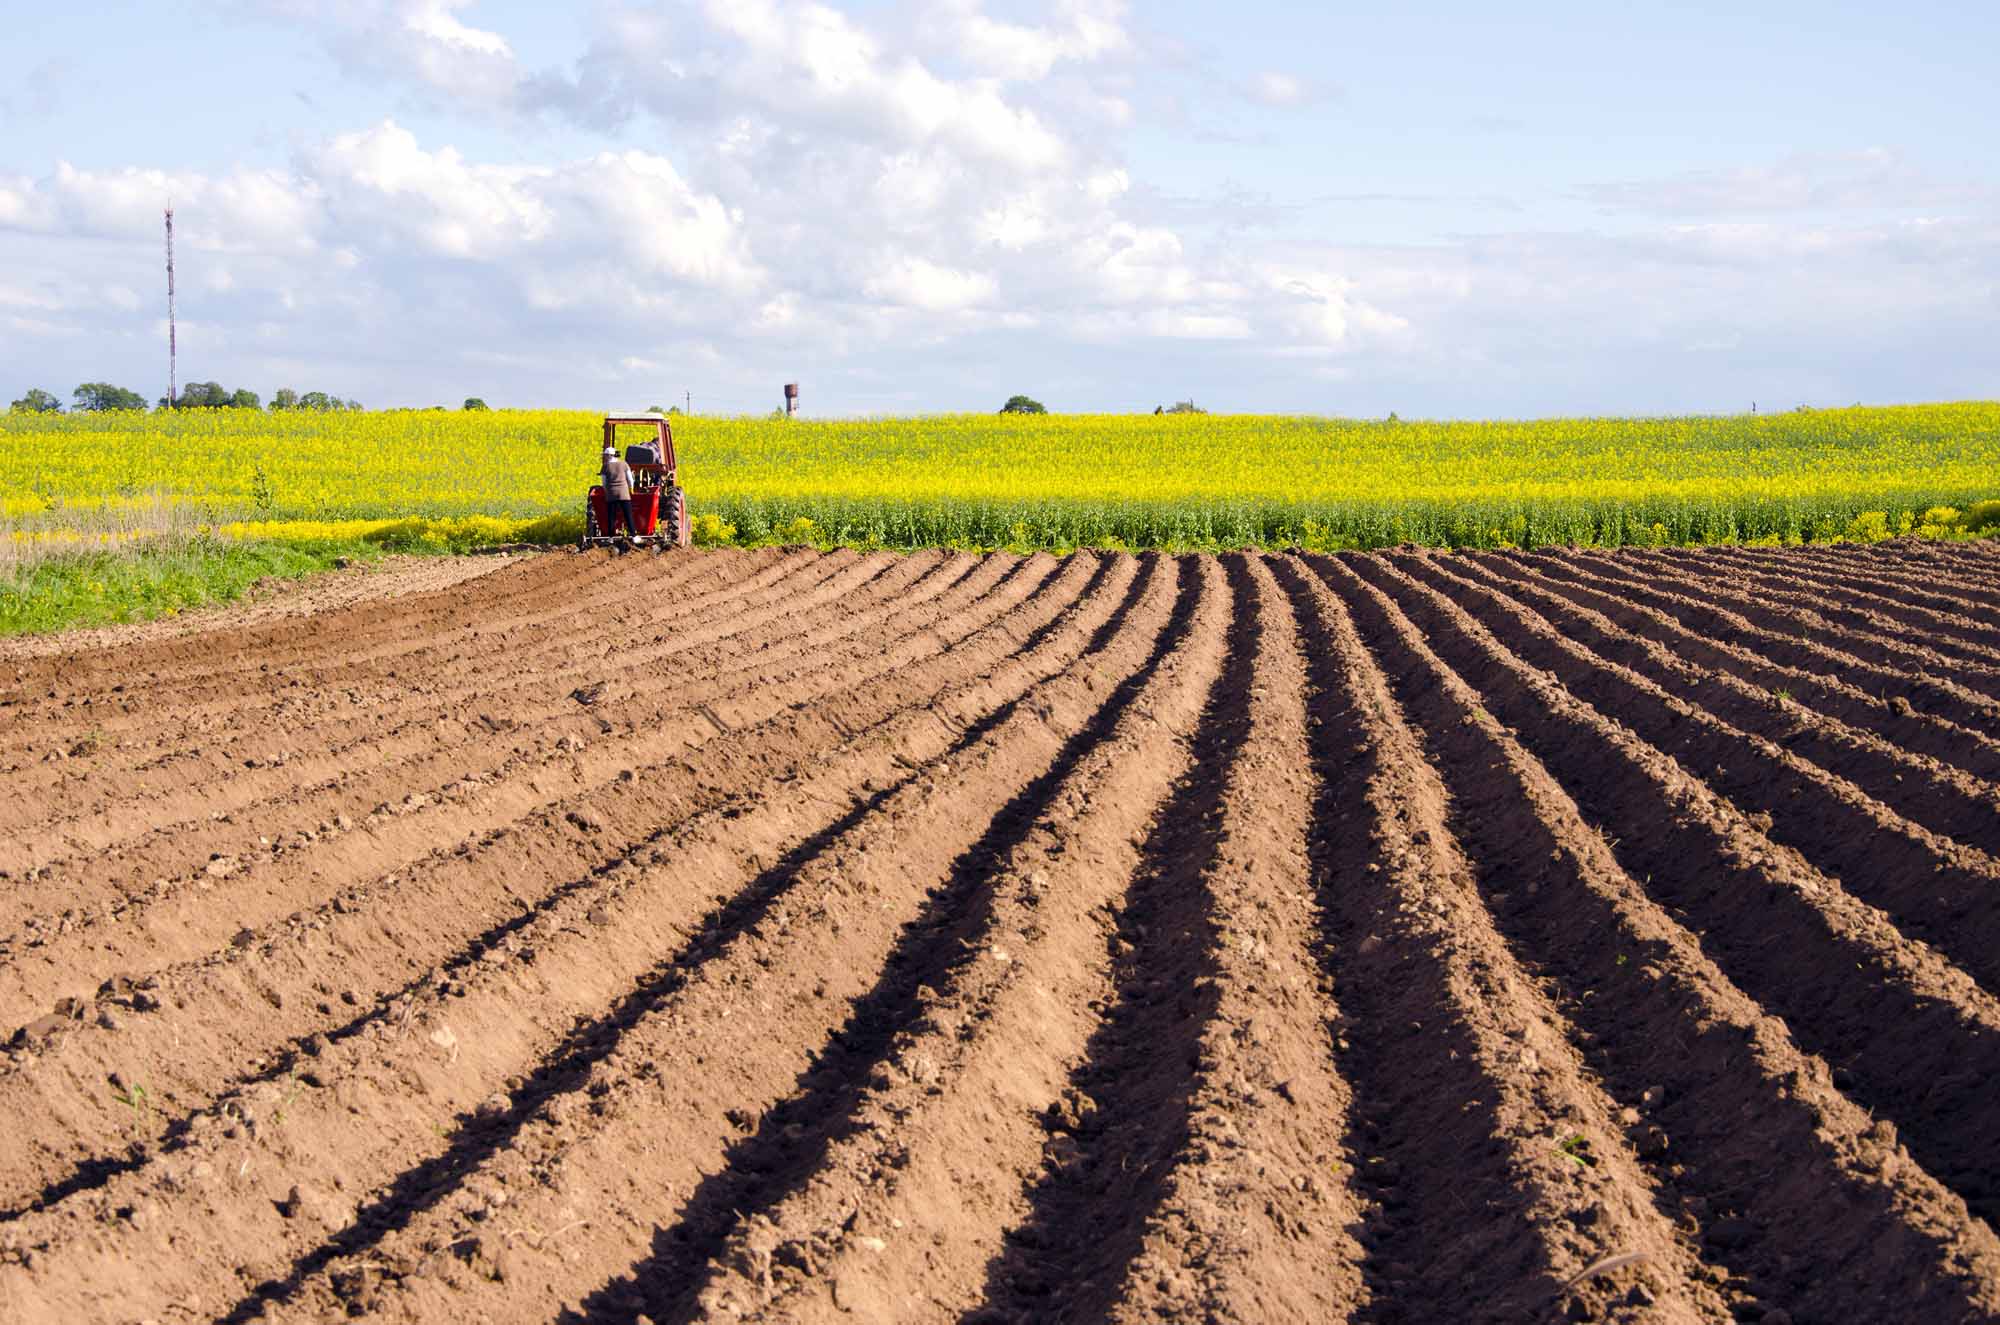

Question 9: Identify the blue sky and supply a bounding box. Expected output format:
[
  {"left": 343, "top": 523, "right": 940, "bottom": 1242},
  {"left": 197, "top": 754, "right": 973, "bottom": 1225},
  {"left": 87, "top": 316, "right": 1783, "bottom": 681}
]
[{"left": 4, "top": 1, "right": 1996, "bottom": 415}]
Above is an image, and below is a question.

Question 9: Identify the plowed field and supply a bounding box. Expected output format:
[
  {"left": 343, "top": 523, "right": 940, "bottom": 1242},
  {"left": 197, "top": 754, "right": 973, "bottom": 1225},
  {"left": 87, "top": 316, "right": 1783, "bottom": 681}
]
[{"left": 3, "top": 542, "right": 1999, "bottom": 1324}]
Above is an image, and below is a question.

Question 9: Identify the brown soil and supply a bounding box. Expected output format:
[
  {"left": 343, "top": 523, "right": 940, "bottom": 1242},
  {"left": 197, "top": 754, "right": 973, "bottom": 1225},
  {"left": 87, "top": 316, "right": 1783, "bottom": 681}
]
[{"left": 1, "top": 544, "right": 1996, "bottom": 1324}]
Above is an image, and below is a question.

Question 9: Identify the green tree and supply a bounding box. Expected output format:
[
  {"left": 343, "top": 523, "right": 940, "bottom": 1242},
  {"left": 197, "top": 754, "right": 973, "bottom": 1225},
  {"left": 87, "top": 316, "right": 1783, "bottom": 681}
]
[
  {"left": 463, "top": 397, "right": 489, "bottom": 411},
  {"left": 72, "top": 382, "right": 146, "bottom": 411},
  {"left": 231, "top": 388, "right": 261, "bottom": 410},
  {"left": 9, "top": 387, "right": 62, "bottom": 414},
  {"left": 297, "top": 391, "right": 334, "bottom": 411},
  {"left": 166, "top": 381, "right": 231, "bottom": 409},
  {"left": 270, "top": 387, "right": 300, "bottom": 411},
  {"left": 999, "top": 394, "right": 1046, "bottom": 414},
  {"left": 343, "top": 399, "right": 363, "bottom": 411}
]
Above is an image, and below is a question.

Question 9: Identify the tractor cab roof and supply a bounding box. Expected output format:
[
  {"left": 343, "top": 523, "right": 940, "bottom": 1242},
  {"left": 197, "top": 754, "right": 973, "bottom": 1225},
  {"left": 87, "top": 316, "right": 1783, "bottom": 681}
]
[{"left": 601, "top": 412, "right": 677, "bottom": 470}]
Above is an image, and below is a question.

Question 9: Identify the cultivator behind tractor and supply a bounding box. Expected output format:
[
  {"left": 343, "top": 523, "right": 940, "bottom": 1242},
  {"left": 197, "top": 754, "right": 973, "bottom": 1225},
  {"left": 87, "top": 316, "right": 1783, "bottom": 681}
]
[{"left": 580, "top": 412, "right": 693, "bottom": 551}]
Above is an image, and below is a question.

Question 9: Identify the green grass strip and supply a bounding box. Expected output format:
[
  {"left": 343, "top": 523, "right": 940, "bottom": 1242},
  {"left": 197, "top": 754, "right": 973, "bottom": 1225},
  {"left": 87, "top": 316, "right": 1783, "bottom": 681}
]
[{"left": 0, "top": 536, "right": 383, "bottom": 638}]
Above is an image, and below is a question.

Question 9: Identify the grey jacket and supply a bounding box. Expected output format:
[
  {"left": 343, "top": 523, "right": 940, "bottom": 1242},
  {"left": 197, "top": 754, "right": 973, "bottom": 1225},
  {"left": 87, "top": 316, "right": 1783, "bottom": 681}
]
[{"left": 601, "top": 457, "right": 634, "bottom": 500}]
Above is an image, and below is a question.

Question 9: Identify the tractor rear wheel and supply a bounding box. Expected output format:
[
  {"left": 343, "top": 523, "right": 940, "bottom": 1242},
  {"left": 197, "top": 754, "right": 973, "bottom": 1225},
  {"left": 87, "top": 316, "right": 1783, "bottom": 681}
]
[{"left": 665, "top": 486, "right": 689, "bottom": 549}]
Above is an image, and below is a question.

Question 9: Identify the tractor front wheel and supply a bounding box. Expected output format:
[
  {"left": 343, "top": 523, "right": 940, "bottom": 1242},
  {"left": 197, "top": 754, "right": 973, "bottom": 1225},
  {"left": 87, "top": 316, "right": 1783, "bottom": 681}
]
[{"left": 583, "top": 499, "right": 601, "bottom": 548}]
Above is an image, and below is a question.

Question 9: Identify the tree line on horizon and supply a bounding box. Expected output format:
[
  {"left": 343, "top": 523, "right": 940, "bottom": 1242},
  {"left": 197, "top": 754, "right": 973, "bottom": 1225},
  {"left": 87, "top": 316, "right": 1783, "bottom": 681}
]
[
  {"left": 9, "top": 382, "right": 374, "bottom": 414},
  {"left": 14, "top": 385, "right": 1214, "bottom": 418}
]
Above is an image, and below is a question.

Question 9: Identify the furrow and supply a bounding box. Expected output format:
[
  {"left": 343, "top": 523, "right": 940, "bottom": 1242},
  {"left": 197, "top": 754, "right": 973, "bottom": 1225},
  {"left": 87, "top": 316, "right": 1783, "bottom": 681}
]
[
  {"left": 1384, "top": 550, "right": 2000, "bottom": 994},
  {"left": 1713, "top": 545, "right": 2000, "bottom": 624},
  {"left": 577, "top": 557, "right": 1237, "bottom": 1325},
  {"left": 0, "top": 554, "right": 1172, "bottom": 1323},
  {"left": 0, "top": 551, "right": 998, "bottom": 1015},
  {"left": 0, "top": 548, "right": 603, "bottom": 719},
  {"left": 1678, "top": 547, "right": 2000, "bottom": 662},
  {"left": 0, "top": 544, "right": 777, "bottom": 754},
  {"left": 1917, "top": 538, "right": 2000, "bottom": 585},
  {"left": 2, "top": 537, "right": 766, "bottom": 709},
  {"left": 0, "top": 545, "right": 796, "bottom": 823},
  {"left": 1468, "top": 551, "right": 2000, "bottom": 786},
  {"left": 1788, "top": 542, "right": 2000, "bottom": 608},
  {"left": 1281, "top": 556, "right": 1711, "bottom": 1324},
  {"left": 4, "top": 548, "right": 963, "bottom": 886},
  {"left": 0, "top": 548, "right": 860, "bottom": 832},
  {"left": 0, "top": 553, "right": 1088, "bottom": 1217},
  {"left": 212, "top": 553, "right": 1202, "bottom": 1325},
  {"left": 1080, "top": 553, "right": 1367, "bottom": 1325},
  {"left": 1526, "top": 550, "right": 2000, "bottom": 742},
  {"left": 1444, "top": 551, "right": 2000, "bottom": 852},
  {"left": 1345, "top": 552, "right": 2000, "bottom": 1230},
  {"left": 0, "top": 555, "right": 516, "bottom": 667},
  {"left": 1314, "top": 555, "right": 2000, "bottom": 1321},
  {"left": 1606, "top": 549, "right": 2000, "bottom": 692}
]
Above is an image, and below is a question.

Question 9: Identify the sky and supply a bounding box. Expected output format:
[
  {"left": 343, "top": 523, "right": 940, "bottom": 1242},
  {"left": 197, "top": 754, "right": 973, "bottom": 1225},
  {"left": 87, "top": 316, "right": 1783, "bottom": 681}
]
[{"left": 3, "top": 0, "right": 1996, "bottom": 417}]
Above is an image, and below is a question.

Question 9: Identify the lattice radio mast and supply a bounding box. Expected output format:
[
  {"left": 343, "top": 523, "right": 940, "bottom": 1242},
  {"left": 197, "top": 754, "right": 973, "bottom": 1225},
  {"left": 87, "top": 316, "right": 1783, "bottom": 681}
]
[{"left": 165, "top": 205, "right": 177, "bottom": 409}]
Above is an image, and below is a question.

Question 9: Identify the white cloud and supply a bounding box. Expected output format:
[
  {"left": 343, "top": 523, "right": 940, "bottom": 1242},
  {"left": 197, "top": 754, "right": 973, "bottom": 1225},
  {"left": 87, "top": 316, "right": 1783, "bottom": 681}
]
[
  {"left": 0, "top": 161, "right": 321, "bottom": 255},
  {"left": 864, "top": 256, "right": 997, "bottom": 311},
  {"left": 4, "top": 3, "right": 1439, "bottom": 407},
  {"left": 1263, "top": 268, "right": 1412, "bottom": 346},
  {"left": 304, "top": 122, "right": 759, "bottom": 292},
  {"left": 920, "top": 0, "right": 1131, "bottom": 80},
  {"left": 246, "top": 0, "right": 538, "bottom": 108},
  {"left": 400, "top": 0, "right": 511, "bottom": 56}
]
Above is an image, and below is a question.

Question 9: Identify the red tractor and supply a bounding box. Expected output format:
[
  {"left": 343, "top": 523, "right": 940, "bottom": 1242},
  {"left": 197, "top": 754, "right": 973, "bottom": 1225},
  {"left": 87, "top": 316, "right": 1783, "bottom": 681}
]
[{"left": 582, "top": 412, "right": 692, "bottom": 551}]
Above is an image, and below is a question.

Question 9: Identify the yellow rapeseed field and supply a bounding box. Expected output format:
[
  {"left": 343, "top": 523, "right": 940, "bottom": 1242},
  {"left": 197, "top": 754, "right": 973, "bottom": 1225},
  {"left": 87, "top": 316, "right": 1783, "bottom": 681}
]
[{"left": 3, "top": 403, "right": 1998, "bottom": 549}]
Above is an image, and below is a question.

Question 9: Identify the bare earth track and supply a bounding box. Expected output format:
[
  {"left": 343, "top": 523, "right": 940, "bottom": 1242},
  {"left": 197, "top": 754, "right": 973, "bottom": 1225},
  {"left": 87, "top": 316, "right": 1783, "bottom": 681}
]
[{"left": 2, "top": 543, "right": 1997, "bottom": 1324}]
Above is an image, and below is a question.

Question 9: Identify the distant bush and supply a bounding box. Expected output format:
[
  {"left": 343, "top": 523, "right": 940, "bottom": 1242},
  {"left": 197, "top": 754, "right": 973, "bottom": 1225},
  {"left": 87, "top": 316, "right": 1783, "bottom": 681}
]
[
  {"left": 1959, "top": 499, "right": 2000, "bottom": 535},
  {"left": 1844, "top": 510, "right": 1892, "bottom": 542},
  {"left": 770, "top": 515, "right": 821, "bottom": 545},
  {"left": 691, "top": 512, "right": 737, "bottom": 546}
]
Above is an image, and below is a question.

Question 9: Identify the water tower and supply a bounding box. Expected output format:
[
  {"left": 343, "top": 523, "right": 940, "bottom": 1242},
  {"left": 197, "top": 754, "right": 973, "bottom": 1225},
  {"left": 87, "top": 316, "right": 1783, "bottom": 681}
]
[{"left": 784, "top": 382, "right": 799, "bottom": 417}]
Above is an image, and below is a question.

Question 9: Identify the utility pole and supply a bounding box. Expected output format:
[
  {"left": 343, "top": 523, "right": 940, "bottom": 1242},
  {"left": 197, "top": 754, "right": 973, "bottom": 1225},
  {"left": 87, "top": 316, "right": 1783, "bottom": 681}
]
[
  {"left": 685, "top": 388, "right": 691, "bottom": 416},
  {"left": 164, "top": 205, "right": 177, "bottom": 409}
]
